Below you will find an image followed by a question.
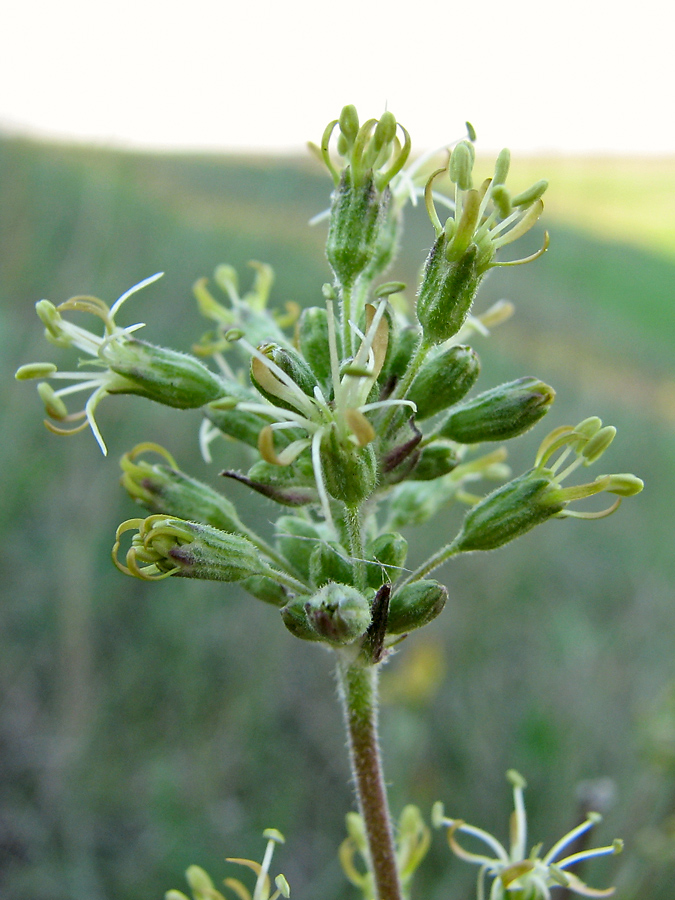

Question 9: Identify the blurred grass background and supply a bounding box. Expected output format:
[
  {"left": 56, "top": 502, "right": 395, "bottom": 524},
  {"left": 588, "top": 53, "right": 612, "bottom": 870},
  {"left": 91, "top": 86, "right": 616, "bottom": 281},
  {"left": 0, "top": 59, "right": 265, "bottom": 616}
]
[{"left": 1, "top": 136, "right": 674, "bottom": 900}]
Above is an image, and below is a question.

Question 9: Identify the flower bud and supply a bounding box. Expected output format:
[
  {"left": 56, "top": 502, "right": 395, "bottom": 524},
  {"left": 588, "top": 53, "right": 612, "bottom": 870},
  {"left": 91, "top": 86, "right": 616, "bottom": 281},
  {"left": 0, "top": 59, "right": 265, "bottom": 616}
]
[
  {"left": 304, "top": 582, "right": 372, "bottom": 645},
  {"left": 275, "top": 516, "right": 322, "bottom": 580},
  {"left": 326, "top": 171, "right": 391, "bottom": 287},
  {"left": 309, "top": 541, "right": 354, "bottom": 587},
  {"left": 321, "top": 425, "right": 378, "bottom": 505},
  {"left": 250, "top": 342, "right": 318, "bottom": 412},
  {"left": 416, "top": 239, "right": 480, "bottom": 344},
  {"left": 120, "top": 444, "right": 246, "bottom": 533},
  {"left": 241, "top": 574, "right": 289, "bottom": 607},
  {"left": 108, "top": 339, "right": 225, "bottom": 408},
  {"left": 280, "top": 596, "right": 322, "bottom": 641},
  {"left": 365, "top": 532, "right": 408, "bottom": 588},
  {"left": 113, "top": 516, "right": 265, "bottom": 582},
  {"left": 223, "top": 459, "right": 318, "bottom": 507},
  {"left": 387, "top": 580, "right": 447, "bottom": 634},
  {"left": 297, "top": 306, "right": 339, "bottom": 392},
  {"left": 378, "top": 326, "right": 421, "bottom": 397},
  {"left": 452, "top": 471, "right": 561, "bottom": 552},
  {"left": 409, "top": 444, "right": 459, "bottom": 481},
  {"left": 439, "top": 377, "right": 555, "bottom": 443},
  {"left": 407, "top": 344, "right": 480, "bottom": 420}
]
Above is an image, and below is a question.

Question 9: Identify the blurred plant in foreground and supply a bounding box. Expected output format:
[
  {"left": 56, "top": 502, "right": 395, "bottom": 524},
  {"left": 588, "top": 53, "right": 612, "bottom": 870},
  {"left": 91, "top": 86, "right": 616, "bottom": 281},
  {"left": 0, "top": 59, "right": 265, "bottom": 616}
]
[{"left": 16, "top": 106, "right": 642, "bottom": 900}]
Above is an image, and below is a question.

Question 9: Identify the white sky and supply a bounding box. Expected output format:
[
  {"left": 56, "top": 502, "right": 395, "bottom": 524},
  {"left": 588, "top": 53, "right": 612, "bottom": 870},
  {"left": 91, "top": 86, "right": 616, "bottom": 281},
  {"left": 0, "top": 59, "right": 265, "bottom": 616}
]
[{"left": 3, "top": 0, "right": 673, "bottom": 156}]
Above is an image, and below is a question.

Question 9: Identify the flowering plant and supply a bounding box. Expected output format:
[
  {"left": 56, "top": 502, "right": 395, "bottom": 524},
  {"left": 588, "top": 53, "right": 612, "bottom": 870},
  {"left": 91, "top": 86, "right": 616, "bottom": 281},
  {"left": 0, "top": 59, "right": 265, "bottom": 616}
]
[{"left": 16, "top": 106, "right": 642, "bottom": 900}]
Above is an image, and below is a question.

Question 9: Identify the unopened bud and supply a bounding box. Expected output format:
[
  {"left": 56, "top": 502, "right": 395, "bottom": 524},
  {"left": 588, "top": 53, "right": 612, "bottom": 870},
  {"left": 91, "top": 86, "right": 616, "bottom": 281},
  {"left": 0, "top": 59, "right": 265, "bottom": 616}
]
[
  {"left": 304, "top": 582, "right": 371, "bottom": 645},
  {"left": 407, "top": 344, "right": 480, "bottom": 420},
  {"left": 387, "top": 580, "right": 447, "bottom": 634},
  {"left": 365, "top": 532, "right": 408, "bottom": 588},
  {"left": 309, "top": 540, "right": 354, "bottom": 587},
  {"left": 276, "top": 516, "right": 322, "bottom": 580},
  {"left": 120, "top": 444, "right": 245, "bottom": 533},
  {"left": 439, "top": 377, "right": 555, "bottom": 443},
  {"left": 241, "top": 574, "right": 289, "bottom": 606},
  {"left": 409, "top": 444, "right": 459, "bottom": 481},
  {"left": 297, "top": 306, "right": 337, "bottom": 390}
]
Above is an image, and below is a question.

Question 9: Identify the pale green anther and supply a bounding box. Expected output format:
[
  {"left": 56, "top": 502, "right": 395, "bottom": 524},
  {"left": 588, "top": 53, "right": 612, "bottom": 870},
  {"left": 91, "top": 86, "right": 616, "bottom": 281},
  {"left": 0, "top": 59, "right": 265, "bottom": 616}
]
[
  {"left": 374, "top": 110, "right": 397, "bottom": 149},
  {"left": 337, "top": 133, "right": 349, "bottom": 157},
  {"left": 346, "top": 810, "right": 368, "bottom": 846},
  {"left": 465, "top": 121, "right": 477, "bottom": 141},
  {"left": 449, "top": 141, "right": 474, "bottom": 190},
  {"left": 164, "top": 891, "right": 190, "bottom": 900},
  {"left": 322, "top": 283, "right": 337, "bottom": 301},
  {"left": 213, "top": 263, "right": 238, "bottom": 297},
  {"left": 431, "top": 801, "right": 446, "bottom": 829},
  {"left": 605, "top": 473, "right": 644, "bottom": 496},
  {"left": 588, "top": 812, "right": 603, "bottom": 824},
  {"left": 511, "top": 179, "right": 548, "bottom": 207},
  {"left": 263, "top": 828, "right": 285, "bottom": 843},
  {"left": 225, "top": 328, "right": 245, "bottom": 341},
  {"left": 339, "top": 104, "right": 360, "bottom": 143},
  {"left": 35, "top": 299, "right": 61, "bottom": 331},
  {"left": 37, "top": 382, "right": 68, "bottom": 418},
  {"left": 613, "top": 839, "right": 624, "bottom": 853},
  {"left": 275, "top": 874, "right": 291, "bottom": 897},
  {"left": 375, "top": 281, "right": 406, "bottom": 298},
  {"left": 507, "top": 769, "right": 527, "bottom": 789},
  {"left": 493, "top": 148, "right": 511, "bottom": 185},
  {"left": 447, "top": 189, "right": 481, "bottom": 259},
  {"left": 186, "top": 865, "right": 214, "bottom": 893},
  {"left": 492, "top": 184, "right": 512, "bottom": 219},
  {"left": 15, "top": 362, "right": 58, "bottom": 380},
  {"left": 582, "top": 425, "right": 616, "bottom": 463}
]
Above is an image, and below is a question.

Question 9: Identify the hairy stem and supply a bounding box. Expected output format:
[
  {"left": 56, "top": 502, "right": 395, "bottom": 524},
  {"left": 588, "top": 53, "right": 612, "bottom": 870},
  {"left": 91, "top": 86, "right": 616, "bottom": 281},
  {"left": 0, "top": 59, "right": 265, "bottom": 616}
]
[{"left": 336, "top": 654, "right": 403, "bottom": 900}]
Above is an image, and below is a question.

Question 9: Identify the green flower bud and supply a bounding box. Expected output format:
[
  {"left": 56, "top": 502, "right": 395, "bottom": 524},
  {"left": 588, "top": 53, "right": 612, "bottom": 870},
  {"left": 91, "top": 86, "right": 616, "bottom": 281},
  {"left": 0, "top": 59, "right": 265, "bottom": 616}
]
[
  {"left": 322, "top": 425, "right": 378, "bottom": 505},
  {"left": 365, "top": 532, "right": 408, "bottom": 588},
  {"left": 250, "top": 342, "right": 319, "bottom": 412},
  {"left": 379, "top": 326, "right": 421, "bottom": 396},
  {"left": 113, "top": 516, "right": 265, "bottom": 582},
  {"left": 108, "top": 339, "right": 225, "bottom": 408},
  {"left": 297, "top": 306, "right": 339, "bottom": 392},
  {"left": 453, "top": 471, "right": 561, "bottom": 552},
  {"left": 416, "top": 238, "right": 480, "bottom": 344},
  {"left": 326, "top": 171, "right": 391, "bottom": 287},
  {"left": 241, "top": 574, "right": 289, "bottom": 607},
  {"left": 304, "top": 582, "right": 371, "bottom": 645},
  {"left": 387, "top": 580, "right": 447, "bottom": 634},
  {"left": 223, "top": 455, "right": 318, "bottom": 507},
  {"left": 120, "top": 443, "right": 246, "bottom": 532},
  {"left": 409, "top": 444, "right": 459, "bottom": 481},
  {"left": 205, "top": 386, "right": 274, "bottom": 448},
  {"left": 309, "top": 541, "right": 354, "bottom": 587},
  {"left": 280, "top": 595, "right": 322, "bottom": 641},
  {"left": 407, "top": 344, "right": 480, "bottom": 420},
  {"left": 275, "top": 516, "right": 322, "bottom": 580},
  {"left": 438, "top": 377, "right": 555, "bottom": 443}
]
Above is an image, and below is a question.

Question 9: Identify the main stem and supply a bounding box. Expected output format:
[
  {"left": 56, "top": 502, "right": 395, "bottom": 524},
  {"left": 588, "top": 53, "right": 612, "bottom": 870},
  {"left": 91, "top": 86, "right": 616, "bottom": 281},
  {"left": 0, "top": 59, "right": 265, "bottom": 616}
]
[{"left": 336, "top": 654, "right": 403, "bottom": 900}]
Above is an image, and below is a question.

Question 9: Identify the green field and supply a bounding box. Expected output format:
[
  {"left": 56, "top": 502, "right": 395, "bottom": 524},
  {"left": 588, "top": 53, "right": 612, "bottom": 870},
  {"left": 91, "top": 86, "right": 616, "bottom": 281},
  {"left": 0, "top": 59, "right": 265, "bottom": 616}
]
[{"left": 1, "top": 136, "right": 674, "bottom": 900}]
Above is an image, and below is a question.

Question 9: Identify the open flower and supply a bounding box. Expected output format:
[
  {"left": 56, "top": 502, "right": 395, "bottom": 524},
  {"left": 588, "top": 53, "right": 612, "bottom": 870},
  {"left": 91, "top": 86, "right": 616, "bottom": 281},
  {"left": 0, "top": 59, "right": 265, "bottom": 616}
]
[
  {"left": 15, "top": 273, "right": 225, "bottom": 454},
  {"left": 211, "top": 296, "right": 413, "bottom": 529},
  {"left": 166, "top": 829, "right": 290, "bottom": 900},
  {"left": 433, "top": 770, "right": 623, "bottom": 899}
]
